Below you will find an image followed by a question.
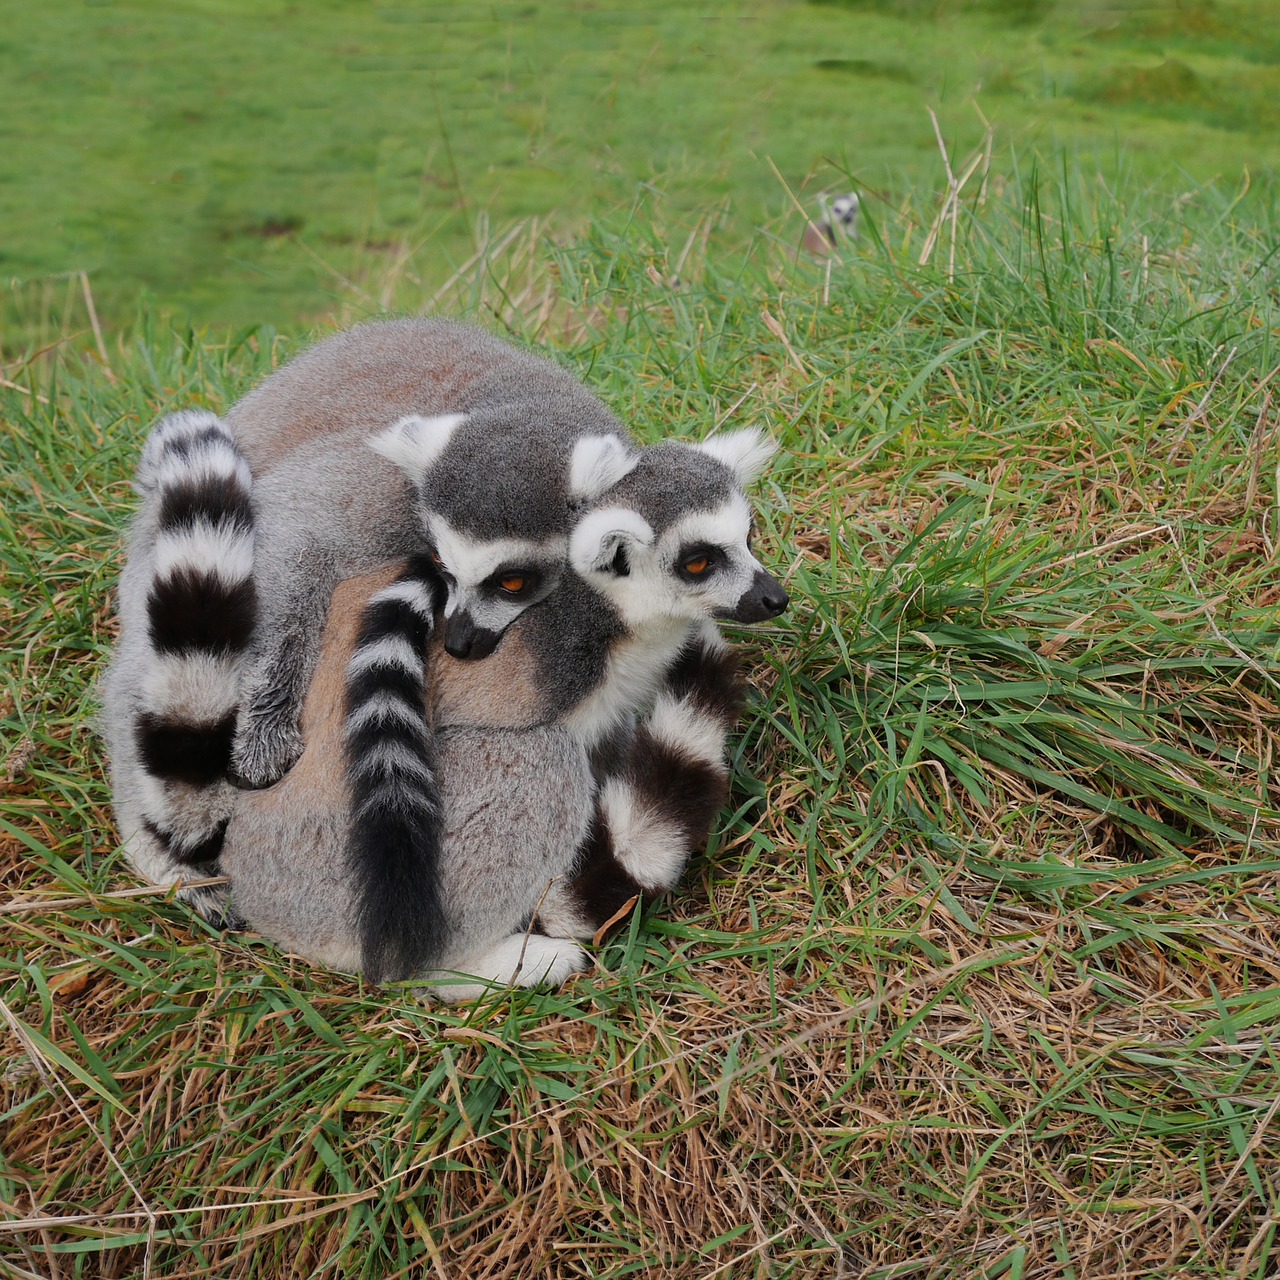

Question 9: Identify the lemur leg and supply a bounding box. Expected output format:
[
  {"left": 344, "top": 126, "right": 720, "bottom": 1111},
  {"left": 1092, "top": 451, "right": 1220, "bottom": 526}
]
[
  {"left": 229, "top": 581, "right": 332, "bottom": 788},
  {"left": 422, "top": 933, "right": 590, "bottom": 1004},
  {"left": 104, "top": 411, "right": 255, "bottom": 926},
  {"left": 538, "top": 626, "right": 746, "bottom": 941},
  {"left": 229, "top": 415, "right": 430, "bottom": 791},
  {"left": 228, "top": 522, "right": 340, "bottom": 789}
]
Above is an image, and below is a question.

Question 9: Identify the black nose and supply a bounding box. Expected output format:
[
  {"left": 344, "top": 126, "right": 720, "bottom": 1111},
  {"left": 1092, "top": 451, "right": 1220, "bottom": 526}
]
[
  {"left": 443, "top": 633, "right": 475, "bottom": 659},
  {"left": 723, "top": 569, "right": 790, "bottom": 624},
  {"left": 761, "top": 584, "right": 789, "bottom": 617},
  {"left": 442, "top": 614, "right": 501, "bottom": 661}
]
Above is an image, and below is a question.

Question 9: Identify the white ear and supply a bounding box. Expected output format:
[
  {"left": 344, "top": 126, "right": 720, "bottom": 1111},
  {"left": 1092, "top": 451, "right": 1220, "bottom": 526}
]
[
  {"left": 367, "top": 413, "right": 468, "bottom": 483},
  {"left": 694, "top": 427, "right": 776, "bottom": 486},
  {"left": 570, "top": 507, "right": 654, "bottom": 576},
  {"left": 569, "top": 434, "right": 638, "bottom": 503}
]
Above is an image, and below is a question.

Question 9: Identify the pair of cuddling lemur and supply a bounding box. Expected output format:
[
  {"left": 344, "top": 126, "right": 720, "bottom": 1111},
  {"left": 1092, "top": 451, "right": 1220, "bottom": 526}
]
[{"left": 101, "top": 319, "right": 788, "bottom": 1000}]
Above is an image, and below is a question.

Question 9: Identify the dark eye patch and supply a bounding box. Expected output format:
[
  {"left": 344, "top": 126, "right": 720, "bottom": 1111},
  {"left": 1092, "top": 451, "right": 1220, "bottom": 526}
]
[
  {"left": 676, "top": 544, "right": 721, "bottom": 582},
  {"left": 485, "top": 567, "right": 541, "bottom": 599}
]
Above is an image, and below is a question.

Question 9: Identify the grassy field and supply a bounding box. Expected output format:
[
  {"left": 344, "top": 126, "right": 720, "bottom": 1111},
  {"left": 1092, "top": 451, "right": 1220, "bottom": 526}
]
[
  {"left": 3, "top": 151, "right": 1279, "bottom": 1275},
  {"left": 5, "top": 0, "right": 1280, "bottom": 342}
]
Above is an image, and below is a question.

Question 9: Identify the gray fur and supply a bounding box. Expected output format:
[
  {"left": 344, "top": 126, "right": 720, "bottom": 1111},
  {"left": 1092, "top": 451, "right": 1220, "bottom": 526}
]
[
  {"left": 215, "top": 563, "right": 597, "bottom": 999},
  {"left": 224, "top": 317, "right": 637, "bottom": 786},
  {"left": 605, "top": 441, "right": 740, "bottom": 533},
  {"left": 219, "top": 723, "right": 593, "bottom": 983}
]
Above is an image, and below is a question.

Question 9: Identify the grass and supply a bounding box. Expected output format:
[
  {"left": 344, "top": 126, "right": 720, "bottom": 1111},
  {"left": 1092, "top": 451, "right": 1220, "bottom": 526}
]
[
  {"left": 3, "top": 154, "right": 1280, "bottom": 1277},
  {"left": 5, "top": 0, "right": 1280, "bottom": 340}
]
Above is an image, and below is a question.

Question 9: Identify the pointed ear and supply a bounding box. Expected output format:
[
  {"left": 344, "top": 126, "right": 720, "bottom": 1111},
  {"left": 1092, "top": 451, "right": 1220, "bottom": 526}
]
[
  {"left": 569, "top": 434, "right": 638, "bottom": 504},
  {"left": 570, "top": 507, "right": 654, "bottom": 576},
  {"left": 694, "top": 427, "right": 776, "bottom": 486},
  {"left": 367, "top": 413, "right": 468, "bottom": 484}
]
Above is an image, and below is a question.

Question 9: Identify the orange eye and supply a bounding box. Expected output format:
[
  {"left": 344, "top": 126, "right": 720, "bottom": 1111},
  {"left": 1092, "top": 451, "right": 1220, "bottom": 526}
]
[
  {"left": 682, "top": 555, "right": 710, "bottom": 576},
  {"left": 430, "top": 550, "right": 444, "bottom": 567},
  {"left": 499, "top": 575, "right": 526, "bottom": 593}
]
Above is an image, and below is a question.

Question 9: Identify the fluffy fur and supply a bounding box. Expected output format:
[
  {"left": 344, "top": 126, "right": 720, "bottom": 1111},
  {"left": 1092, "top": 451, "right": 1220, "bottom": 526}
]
[
  {"left": 222, "top": 317, "right": 639, "bottom": 787},
  {"left": 100, "top": 410, "right": 256, "bottom": 921}
]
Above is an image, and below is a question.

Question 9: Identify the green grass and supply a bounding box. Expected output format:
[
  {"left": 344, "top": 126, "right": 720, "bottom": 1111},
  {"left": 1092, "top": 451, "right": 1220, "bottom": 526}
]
[
  {"left": 2, "top": 155, "right": 1279, "bottom": 1276},
  {"left": 5, "top": 0, "right": 1280, "bottom": 342}
]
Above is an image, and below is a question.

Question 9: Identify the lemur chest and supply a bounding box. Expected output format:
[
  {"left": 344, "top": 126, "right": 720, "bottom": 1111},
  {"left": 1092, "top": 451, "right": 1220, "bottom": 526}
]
[
  {"left": 564, "top": 617, "right": 694, "bottom": 749},
  {"left": 428, "top": 629, "right": 547, "bottom": 730}
]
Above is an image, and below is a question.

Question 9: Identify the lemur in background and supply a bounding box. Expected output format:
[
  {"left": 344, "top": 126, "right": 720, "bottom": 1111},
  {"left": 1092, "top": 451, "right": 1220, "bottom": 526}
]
[{"left": 222, "top": 317, "right": 639, "bottom": 789}]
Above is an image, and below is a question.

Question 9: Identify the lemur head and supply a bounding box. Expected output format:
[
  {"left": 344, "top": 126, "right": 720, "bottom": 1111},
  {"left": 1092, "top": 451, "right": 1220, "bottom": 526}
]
[
  {"left": 568, "top": 428, "right": 789, "bottom": 627},
  {"left": 370, "top": 404, "right": 638, "bottom": 659}
]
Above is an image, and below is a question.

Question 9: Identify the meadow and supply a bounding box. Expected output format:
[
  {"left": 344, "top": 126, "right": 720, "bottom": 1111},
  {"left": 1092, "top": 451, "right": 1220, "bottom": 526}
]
[
  {"left": 4, "top": 1, "right": 1280, "bottom": 1277},
  {"left": 5, "top": 0, "right": 1280, "bottom": 337}
]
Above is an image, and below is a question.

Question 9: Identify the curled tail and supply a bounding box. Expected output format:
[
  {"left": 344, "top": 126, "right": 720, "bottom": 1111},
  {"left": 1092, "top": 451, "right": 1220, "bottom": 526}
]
[
  {"left": 131, "top": 410, "right": 256, "bottom": 868},
  {"left": 551, "top": 629, "right": 746, "bottom": 938},
  {"left": 345, "top": 555, "right": 448, "bottom": 984}
]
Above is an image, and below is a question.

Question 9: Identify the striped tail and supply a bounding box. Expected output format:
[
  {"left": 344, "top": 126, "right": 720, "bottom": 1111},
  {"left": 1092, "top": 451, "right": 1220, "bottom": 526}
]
[
  {"left": 132, "top": 410, "right": 256, "bottom": 868},
  {"left": 553, "top": 629, "right": 746, "bottom": 937},
  {"left": 344, "top": 556, "right": 449, "bottom": 983}
]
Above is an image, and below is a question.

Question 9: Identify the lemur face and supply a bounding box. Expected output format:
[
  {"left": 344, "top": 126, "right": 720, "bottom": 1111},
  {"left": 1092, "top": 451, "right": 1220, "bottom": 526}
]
[
  {"left": 830, "top": 192, "right": 860, "bottom": 229},
  {"left": 370, "top": 412, "right": 638, "bottom": 659},
  {"left": 420, "top": 515, "right": 565, "bottom": 659},
  {"left": 569, "top": 430, "right": 789, "bottom": 628}
]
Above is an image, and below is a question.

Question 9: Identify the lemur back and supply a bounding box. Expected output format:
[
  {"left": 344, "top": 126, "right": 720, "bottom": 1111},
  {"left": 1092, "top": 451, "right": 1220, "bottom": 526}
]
[{"left": 223, "top": 317, "right": 637, "bottom": 787}]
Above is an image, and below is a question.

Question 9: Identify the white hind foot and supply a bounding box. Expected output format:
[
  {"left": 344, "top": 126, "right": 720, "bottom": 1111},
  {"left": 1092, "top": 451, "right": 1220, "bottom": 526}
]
[{"left": 425, "top": 933, "right": 590, "bottom": 1003}]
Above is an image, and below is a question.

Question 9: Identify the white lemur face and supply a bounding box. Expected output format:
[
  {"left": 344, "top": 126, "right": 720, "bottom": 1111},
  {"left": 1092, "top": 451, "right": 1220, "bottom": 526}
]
[
  {"left": 370, "top": 413, "right": 638, "bottom": 659},
  {"left": 568, "top": 429, "right": 789, "bottom": 628}
]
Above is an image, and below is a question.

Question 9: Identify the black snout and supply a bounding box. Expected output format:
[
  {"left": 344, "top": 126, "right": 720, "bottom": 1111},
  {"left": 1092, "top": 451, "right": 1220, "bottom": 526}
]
[
  {"left": 724, "top": 569, "right": 789, "bottom": 623},
  {"left": 442, "top": 613, "right": 503, "bottom": 660}
]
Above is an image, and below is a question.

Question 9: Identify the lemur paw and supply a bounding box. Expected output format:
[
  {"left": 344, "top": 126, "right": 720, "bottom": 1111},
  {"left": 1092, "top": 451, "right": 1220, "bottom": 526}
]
[
  {"left": 179, "top": 882, "right": 245, "bottom": 931},
  {"left": 228, "top": 713, "right": 303, "bottom": 789},
  {"left": 509, "top": 935, "right": 590, "bottom": 991}
]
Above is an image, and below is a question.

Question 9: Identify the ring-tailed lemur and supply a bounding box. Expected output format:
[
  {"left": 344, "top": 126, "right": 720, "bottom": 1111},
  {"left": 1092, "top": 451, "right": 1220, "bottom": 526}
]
[
  {"left": 216, "top": 427, "right": 783, "bottom": 988},
  {"left": 223, "top": 317, "right": 639, "bottom": 788},
  {"left": 99, "top": 410, "right": 255, "bottom": 922},
  {"left": 333, "top": 428, "right": 785, "bottom": 989}
]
